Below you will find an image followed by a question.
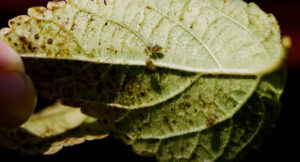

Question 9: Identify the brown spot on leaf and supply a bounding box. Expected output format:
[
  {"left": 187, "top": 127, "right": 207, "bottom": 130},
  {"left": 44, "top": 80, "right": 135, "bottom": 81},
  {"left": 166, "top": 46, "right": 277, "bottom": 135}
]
[
  {"left": 148, "top": 45, "right": 164, "bottom": 60},
  {"left": 28, "top": 43, "right": 33, "bottom": 51},
  {"left": 159, "top": 73, "right": 166, "bottom": 80},
  {"left": 163, "top": 116, "right": 169, "bottom": 123},
  {"left": 180, "top": 147, "right": 184, "bottom": 152},
  {"left": 40, "top": 44, "right": 46, "bottom": 49},
  {"left": 33, "top": 7, "right": 47, "bottom": 15},
  {"left": 47, "top": 1, "right": 66, "bottom": 10},
  {"left": 146, "top": 6, "right": 152, "bottom": 9},
  {"left": 9, "top": 21, "right": 15, "bottom": 25},
  {"left": 179, "top": 103, "right": 185, "bottom": 109},
  {"left": 140, "top": 92, "right": 146, "bottom": 97},
  {"left": 34, "top": 34, "right": 40, "bottom": 40},
  {"left": 148, "top": 45, "right": 162, "bottom": 52},
  {"left": 47, "top": 38, "right": 53, "bottom": 44},
  {"left": 19, "top": 36, "right": 28, "bottom": 44},
  {"left": 179, "top": 102, "right": 191, "bottom": 109},
  {"left": 146, "top": 59, "right": 156, "bottom": 71},
  {"left": 185, "top": 102, "right": 191, "bottom": 108},
  {"left": 206, "top": 115, "right": 217, "bottom": 128}
]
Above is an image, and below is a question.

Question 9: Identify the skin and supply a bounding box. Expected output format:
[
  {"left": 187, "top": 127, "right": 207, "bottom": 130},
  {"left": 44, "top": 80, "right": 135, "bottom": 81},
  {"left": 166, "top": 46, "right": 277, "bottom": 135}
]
[
  {"left": 0, "top": 40, "right": 37, "bottom": 127},
  {"left": 0, "top": 0, "right": 49, "bottom": 128}
]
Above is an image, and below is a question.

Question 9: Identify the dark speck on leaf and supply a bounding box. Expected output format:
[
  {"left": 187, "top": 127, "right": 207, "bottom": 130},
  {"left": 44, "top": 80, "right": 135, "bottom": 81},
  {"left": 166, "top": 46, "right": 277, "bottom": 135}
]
[
  {"left": 185, "top": 102, "right": 191, "bottom": 108},
  {"left": 47, "top": 38, "right": 53, "bottom": 44},
  {"left": 146, "top": 59, "right": 156, "bottom": 71},
  {"left": 34, "top": 34, "right": 40, "bottom": 40},
  {"left": 28, "top": 43, "right": 33, "bottom": 51},
  {"left": 9, "top": 21, "right": 15, "bottom": 25},
  {"left": 206, "top": 115, "right": 217, "bottom": 128},
  {"left": 140, "top": 92, "right": 146, "bottom": 97},
  {"left": 163, "top": 116, "right": 169, "bottom": 123},
  {"left": 148, "top": 45, "right": 162, "bottom": 52},
  {"left": 104, "top": 0, "right": 107, "bottom": 6},
  {"left": 150, "top": 52, "right": 164, "bottom": 60},
  {"left": 19, "top": 36, "right": 28, "bottom": 44},
  {"left": 150, "top": 76, "right": 161, "bottom": 93},
  {"left": 180, "top": 147, "right": 184, "bottom": 152},
  {"left": 148, "top": 45, "right": 164, "bottom": 60}
]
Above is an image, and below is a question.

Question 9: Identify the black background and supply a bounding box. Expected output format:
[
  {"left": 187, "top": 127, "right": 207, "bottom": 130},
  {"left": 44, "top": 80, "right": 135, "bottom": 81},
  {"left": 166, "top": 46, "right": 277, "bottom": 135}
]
[{"left": 0, "top": 0, "right": 299, "bottom": 161}]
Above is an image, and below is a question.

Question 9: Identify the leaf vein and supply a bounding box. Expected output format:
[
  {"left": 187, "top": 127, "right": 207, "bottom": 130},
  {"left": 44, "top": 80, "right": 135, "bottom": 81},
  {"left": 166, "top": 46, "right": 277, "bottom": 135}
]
[
  {"left": 147, "top": 5, "right": 223, "bottom": 70},
  {"left": 197, "top": 2, "right": 271, "bottom": 63}
]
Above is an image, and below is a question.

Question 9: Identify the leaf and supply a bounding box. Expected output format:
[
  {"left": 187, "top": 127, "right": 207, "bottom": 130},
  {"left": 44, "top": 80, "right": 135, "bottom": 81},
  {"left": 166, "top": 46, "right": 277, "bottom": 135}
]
[
  {"left": 0, "top": 102, "right": 108, "bottom": 155},
  {"left": 0, "top": 0, "right": 284, "bottom": 75},
  {"left": 0, "top": 0, "right": 285, "bottom": 111},
  {"left": 118, "top": 67, "right": 285, "bottom": 162},
  {"left": 22, "top": 58, "right": 201, "bottom": 109},
  {"left": 111, "top": 75, "right": 259, "bottom": 142},
  {"left": 132, "top": 120, "right": 232, "bottom": 162},
  {"left": 0, "top": 0, "right": 287, "bottom": 161},
  {"left": 217, "top": 67, "right": 285, "bottom": 161}
]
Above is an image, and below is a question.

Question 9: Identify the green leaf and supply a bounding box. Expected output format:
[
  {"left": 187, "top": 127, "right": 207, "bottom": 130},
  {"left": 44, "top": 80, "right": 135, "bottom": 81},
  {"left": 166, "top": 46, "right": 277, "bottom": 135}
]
[
  {"left": 217, "top": 67, "right": 285, "bottom": 161},
  {"left": 118, "top": 68, "right": 285, "bottom": 162},
  {"left": 132, "top": 120, "right": 232, "bottom": 161},
  {"left": 0, "top": 0, "right": 284, "bottom": 75},
  {"left": 112, "top": 75, "right": 259, "bottom": 143},
  {"left": 0, "top": 0, "right": 287, "bottom": 161},
  {"left": 0, "top": 102, "right": 108, "bottom": 155},
  {"left": 22, "top": 59, "right": 201, "bottom": 109}
]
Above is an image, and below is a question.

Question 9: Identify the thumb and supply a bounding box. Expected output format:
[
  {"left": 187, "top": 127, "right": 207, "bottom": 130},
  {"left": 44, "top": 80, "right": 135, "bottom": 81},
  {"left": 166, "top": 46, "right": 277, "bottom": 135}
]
[
  {"left": 0, "top": 40, "right": 25, "bottom": 73},
  {"left": 0, "top": 40, "right": 37, "bottom": 128}
]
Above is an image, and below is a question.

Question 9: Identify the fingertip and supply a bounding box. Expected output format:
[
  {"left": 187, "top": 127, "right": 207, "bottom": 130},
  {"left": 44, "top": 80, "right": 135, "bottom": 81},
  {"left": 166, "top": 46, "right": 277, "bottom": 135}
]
[
  {"left": 0, "top": 72, "right": 37, "bottom": 127},
  {"left": 0, "top": 40, "right": 25, "bottom": 73}
]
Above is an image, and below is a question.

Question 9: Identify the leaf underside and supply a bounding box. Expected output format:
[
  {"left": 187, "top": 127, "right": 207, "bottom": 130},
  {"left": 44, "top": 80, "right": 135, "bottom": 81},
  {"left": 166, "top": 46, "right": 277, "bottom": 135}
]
[
  {"left": 0, "top": 0, "right": 284, "bottom": 75},
  {"left": 0, "top": 0, "right": 286, "bottom": 161},
  {"left": 0, "top": 102, "right": 108, "bottom": 155},
  {"left": 124, "top": 67, "right": 285, "bottom": 162}
]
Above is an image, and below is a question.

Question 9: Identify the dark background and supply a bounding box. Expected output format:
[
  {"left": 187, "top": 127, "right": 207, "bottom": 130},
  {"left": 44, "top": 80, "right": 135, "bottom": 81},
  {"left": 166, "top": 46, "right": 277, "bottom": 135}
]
[{"left": 0, "top": 0, "right": 299, "bottom": 161}]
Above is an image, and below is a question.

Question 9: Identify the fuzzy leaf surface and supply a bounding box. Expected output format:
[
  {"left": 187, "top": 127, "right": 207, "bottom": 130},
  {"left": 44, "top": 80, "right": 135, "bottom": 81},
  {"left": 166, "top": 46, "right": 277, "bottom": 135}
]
[{"left": 0, "top": 0, "right": 287, "bottom": 161}]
